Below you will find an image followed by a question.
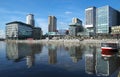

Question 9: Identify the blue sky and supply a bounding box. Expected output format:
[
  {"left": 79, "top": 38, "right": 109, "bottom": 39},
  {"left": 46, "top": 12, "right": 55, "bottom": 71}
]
[{"left": 0, "top": 0, "right": 120, "bottom": 37}]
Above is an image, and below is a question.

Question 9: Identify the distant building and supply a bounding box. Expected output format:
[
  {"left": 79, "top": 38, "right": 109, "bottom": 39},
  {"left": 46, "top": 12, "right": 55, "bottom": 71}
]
[
  {"left": 48, "top": 16, "right": 57, "bottom": 32},
  {"left": 69, "top": 18, "right": 83, "bottom": 36},
  {"left": 117, "top": 10, "right": 120, "bottom": 25},
  {"left": 32, "top": 27, "right": 42, "bottom": 40},
  {"left": 72, "top": 18, "right": 82, "bottom": 25},
  {"left": 85, "top": 6, "right": 96, "bottom": 37},
  {"left": 96, "top": 5, "right": 118, "bottom": 34},
  {"left": 6, "top": 21, "right": 33, "bottom": 40},
  {"left": 26, "top": 14, "right": 35, "bottom": 26},
  {"left": 6, "top": 14, "right": 42, "bottom": 40},
  {"left": 111, "top": 25, "right": 120, "bottom": 34}
]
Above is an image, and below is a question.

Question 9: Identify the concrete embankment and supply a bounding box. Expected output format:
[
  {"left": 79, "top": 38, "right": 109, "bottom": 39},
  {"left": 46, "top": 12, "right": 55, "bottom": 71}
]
[{"left": 5, "top": 39, "right": 120, "bottom": 44}]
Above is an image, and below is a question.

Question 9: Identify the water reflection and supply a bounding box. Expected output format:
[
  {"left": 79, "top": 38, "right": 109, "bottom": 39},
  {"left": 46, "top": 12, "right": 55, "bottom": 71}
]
[
  {"left": 85, "top": 45, "right": 120, "bottom": 76},
  {"left": 48, "top": 44, "right": 57, "bottom": 64},
  {"left": 6, "top": 42, "right": 43, "bottom": 68},
  {"left": 96, "top": 51, "right": 120, "bottom": 76},
  {"left": 85, "top": 45, "right": 96, "bottom": 74},
  {"left": 5, "top": 42, "right": 120, "bottom": 77},
  {"left": 68, "top": 45, "right": 83, "bottom": 63}
]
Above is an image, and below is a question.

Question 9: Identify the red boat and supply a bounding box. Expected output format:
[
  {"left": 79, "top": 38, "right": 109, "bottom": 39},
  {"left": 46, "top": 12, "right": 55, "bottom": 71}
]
[{"left": 101, "top": 43, "right": 118, "bottom": 57}]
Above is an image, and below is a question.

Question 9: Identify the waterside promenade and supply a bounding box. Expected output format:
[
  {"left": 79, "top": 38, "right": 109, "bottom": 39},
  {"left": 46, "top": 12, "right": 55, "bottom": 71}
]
[{"left": 6, "top": 39, "right": 120, "bottom": 44}]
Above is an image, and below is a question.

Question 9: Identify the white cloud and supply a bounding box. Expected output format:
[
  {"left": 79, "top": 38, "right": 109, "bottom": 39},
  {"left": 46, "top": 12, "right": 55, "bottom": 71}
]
[
  {"left": 65, "top": 11, "right": 72, "bottom": 14},
  {"left": 36, "top": 18, "right": 48, "bottom": 34}
]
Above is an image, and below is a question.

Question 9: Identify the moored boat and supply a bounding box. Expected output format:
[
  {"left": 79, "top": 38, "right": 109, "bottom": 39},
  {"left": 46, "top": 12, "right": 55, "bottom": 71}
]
[
  {"left": 101, "top": 43, "right": 118, "bottom": 57},
  {"left": 101, "top": 43, "right": 118, "bottom": 51}
]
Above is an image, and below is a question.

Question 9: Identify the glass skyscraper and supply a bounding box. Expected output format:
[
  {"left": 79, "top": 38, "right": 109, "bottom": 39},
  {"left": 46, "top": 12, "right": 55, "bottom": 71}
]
[
  {"left": 96, "top": 5, "right": 117, "bottom": 34},
  {"left": 85, "top": 7, "right": 96, "bottom": 37}
]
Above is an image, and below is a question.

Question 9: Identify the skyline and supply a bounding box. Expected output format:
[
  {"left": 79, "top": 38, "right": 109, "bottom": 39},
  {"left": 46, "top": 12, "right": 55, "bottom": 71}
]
[{"left": 0, "top": 0, "right": 120, "bottom": 38}]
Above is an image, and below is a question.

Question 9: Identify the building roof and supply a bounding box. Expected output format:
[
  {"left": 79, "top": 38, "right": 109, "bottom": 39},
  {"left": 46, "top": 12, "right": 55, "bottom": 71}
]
[
  {"left": 69, "top": 23, "right": 82, "bottom": 26},
  {"left": 6, "top": 21, "right": 33, "bottom": 28}
]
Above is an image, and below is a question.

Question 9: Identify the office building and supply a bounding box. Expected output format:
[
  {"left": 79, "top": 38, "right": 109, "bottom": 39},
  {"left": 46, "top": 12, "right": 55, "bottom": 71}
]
[
  {"left": 6, "top": 14, "right": 42, "bottom": 40},
  {"left": 85, "top": 7, "right": 96, "bottom": 37},
  {"left": 48, "top": 16, "right": 57, "bottom": 32},
  {"left": 6, "top": 21, "right": 33, "bottom": 39},
  {"left": 32, "top": 27, "right": 42, "bottom": 40},
  {"left": 72, "top": 18, "right": 82, "bottom": 25},
  {"left": 69, "top": 18, "right": 83, "bottom": 36},
  {"left": 96, "top": 5, "right": 117, "bottom": 34},
  {"left": 26, "top": 14, "right": 35, "bottom": 26}
]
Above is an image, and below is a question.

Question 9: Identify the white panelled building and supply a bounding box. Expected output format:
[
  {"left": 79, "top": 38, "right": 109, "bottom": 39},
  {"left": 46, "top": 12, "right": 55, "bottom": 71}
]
[{"left": 6, "top": 21, "right": 33, "bottom": 39}]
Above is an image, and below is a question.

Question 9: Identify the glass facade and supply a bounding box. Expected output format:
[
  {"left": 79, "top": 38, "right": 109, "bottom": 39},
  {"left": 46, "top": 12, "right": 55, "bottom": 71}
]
[
  {"left": 6, "top": 21, "right": 33, "bottom": 39},
  {"left": 96, "top": 6, "right": 109, "bottom": 33},
  {"left": 96, "top": 6, "right": 117, "bottom": 34}
]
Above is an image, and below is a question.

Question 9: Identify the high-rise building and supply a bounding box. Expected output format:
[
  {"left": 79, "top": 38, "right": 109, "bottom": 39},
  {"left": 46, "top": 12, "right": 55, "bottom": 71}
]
[
  {"left": 96, "top": 5, "right": 117, "bottom": 34},
  {"left": 48, "top": 16, "right": 57, "bottom": 32},
  {"left": 26, "top": 14, "right": 35, "bottom": 26},
  {"left": 69, "top": 18, "right": 83, "bottom": 36},
  {"left": 85, "top": 6, "right": 96, "bottom": 36},
  {"left": 72, "top": 18, "right": 82, "bottom": 25}
]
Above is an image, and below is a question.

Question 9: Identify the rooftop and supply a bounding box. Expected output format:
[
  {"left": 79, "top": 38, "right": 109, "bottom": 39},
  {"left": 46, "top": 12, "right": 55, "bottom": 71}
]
[{"left": 6, "top": 21, "right": 33, "bottom": 28}]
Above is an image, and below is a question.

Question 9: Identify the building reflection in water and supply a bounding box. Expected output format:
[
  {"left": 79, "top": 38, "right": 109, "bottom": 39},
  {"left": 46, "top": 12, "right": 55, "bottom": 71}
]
[
  {"left": 6, "top": 42, "right": 43, "bottom": 68},
  {"left": 85, "top": 45, "right": 120, "bottom": 76},
  {"left": 85, "top": 45, "right": 96, "bottom": 74},
  {"left": 96, "top": 50, "right": 120, "bottom": 76},
  {"left": 48, "top": 44, "right": 57, "bottom": 64},
  {"left": 68, "top": 45, "right": 83, "bottom": 63}
]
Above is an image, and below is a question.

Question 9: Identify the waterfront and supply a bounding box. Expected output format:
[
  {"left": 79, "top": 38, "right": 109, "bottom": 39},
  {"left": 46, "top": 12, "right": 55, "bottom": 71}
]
[{"left": 0, "top": 41, "right": 120, "bottom": 77}]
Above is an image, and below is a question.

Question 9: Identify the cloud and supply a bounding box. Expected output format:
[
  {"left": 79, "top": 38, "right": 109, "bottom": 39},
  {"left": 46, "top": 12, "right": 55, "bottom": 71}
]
[
  {"left": 64, "top": 11, "right": 72, "bottom": 14},
  {"left": 36, "top": 18, "right": 48, "bottom": 34}
]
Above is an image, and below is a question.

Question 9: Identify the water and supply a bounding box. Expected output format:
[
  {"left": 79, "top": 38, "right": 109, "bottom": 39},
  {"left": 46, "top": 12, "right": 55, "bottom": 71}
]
[{"left": 0, "top": 41, "right": 120, "bottom": 77}]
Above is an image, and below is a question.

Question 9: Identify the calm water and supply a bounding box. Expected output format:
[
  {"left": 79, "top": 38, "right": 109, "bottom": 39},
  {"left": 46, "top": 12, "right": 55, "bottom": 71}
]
[{"left": 0, "top": 41, "right": 120, "bottom": 77}]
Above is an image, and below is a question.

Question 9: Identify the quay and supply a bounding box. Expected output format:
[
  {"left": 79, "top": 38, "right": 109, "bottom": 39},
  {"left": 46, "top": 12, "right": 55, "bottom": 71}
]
[{"left": 5, "top": 39, "right": 120, "bottom": 44}]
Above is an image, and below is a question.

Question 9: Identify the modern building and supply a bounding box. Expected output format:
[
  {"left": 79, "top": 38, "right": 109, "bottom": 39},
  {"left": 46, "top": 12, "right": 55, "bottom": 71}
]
[
  {"left": 96, "top": 5, "right": 118, "bottom": 34},
  {"left": 48, "top": 16, "right": 57, "bottom": 32},
  {"left": 26, "top": 14, "right": 35, "bottom": 26},
  {"left": 69, "top": 18, "right": 84, "bottom": 36},
  {"left": 72, "top": 18, "right": 82, "bottom": 25},
  {"left": 111, "top": 25, "right": 120, "bottom": 39},
  {"left": 117, "top": 10, "right": 120, "bottom": 25},
  {"left": 6, "top": 21, "right": 33, "bottom": 39},
  {"left": 32, "top": 27, "right": 42, "bottom": 40},
  {"left": 85, "top": 6, "right": 96, "bottom": 37},
  {"left": 6, "top": 14, "right": 42, "bottom": 40}
]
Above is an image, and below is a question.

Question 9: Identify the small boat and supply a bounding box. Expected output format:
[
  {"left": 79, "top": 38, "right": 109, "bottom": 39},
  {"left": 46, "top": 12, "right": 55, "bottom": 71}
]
[
  {"left": 101, "top": 50, "right": 116, "bottom": 57},
  {"left": 101, "top": 43, "right": 118, "bottom": 57},
  {"left": 101, "top": 43, "right": 118, "bottom": 52}
]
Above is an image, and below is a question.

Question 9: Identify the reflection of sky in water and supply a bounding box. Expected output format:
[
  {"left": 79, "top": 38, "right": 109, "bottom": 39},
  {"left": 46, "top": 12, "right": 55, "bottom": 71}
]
[{"left": 0, "top": 42, "right": 120, "bottom": 77}]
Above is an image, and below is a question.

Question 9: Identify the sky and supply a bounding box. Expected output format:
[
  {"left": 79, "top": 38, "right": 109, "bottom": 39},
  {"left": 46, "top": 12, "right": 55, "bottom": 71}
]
[{"left": 0, "top": 0, "right": 120, "bottom": 38}]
